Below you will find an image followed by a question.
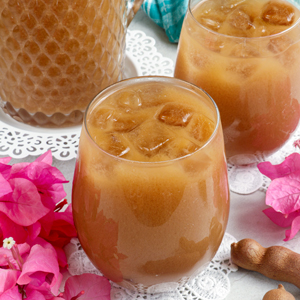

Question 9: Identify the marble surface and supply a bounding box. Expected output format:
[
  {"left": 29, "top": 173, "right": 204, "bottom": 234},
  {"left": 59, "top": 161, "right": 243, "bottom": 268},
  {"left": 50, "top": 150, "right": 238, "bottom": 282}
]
[{"left": 1, "top": 8, "right": 300, "bottom": 300}]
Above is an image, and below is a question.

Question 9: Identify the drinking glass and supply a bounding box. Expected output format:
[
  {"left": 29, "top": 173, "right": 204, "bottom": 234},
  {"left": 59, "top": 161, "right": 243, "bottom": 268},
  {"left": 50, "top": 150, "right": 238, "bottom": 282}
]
[
  {"left": 72, "top": 76, "right": 230, "bottom": 293},
  {"left": 174, "top": 0, "right": 300, "bottom": 167},
  {"left": 0, "top": 0, "right": 143, "bottom": 126}
]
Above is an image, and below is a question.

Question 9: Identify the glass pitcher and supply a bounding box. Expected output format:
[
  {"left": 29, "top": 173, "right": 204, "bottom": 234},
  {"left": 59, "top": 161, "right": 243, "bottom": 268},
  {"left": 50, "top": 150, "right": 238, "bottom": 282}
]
[{"left": 0, "top": 0, "right": 143, "bottom": 127}]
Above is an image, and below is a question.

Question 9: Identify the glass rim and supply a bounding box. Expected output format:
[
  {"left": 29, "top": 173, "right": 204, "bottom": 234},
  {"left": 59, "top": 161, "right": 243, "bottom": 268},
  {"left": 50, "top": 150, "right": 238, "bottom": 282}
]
[
  {"left": 83, "top": 76, "right": 221, "bottom": 165},
  {"left": 188, "top": 0, "right": 300, "bottom": 40}
]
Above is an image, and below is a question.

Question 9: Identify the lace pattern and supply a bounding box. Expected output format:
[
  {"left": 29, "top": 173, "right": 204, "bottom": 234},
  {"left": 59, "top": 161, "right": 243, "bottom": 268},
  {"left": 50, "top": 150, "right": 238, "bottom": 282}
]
[{"left": 64, "top": 233, "right": 238, "bottom": 300}]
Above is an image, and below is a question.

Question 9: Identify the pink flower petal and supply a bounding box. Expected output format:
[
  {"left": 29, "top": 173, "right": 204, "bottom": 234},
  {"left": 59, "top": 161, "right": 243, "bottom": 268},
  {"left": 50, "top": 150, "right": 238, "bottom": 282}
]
[
  {"left": 0, "top": 178, "right": 50, "bottom": 226},
  {"left": 41, "top": 208, "right": 77, "bottom": 249},
  {"left": 0, "top": 243, "right": 30, "bottom": 267},
  {"left": 0, "top": 286, "right": 22, "bottom": 300},
  {"left": 24, "top": 289, "right": 47, "bottom": 300},
  {"left": 265, "top": 171, "right": 300, "bottom": 214},
  {"left": 0, "top": 174, "right": 12, "bottom": 198},
  {"left": 9, "top": 153, "right": 68, "bottom": 212},
  {"left": 35, "top": 150, "right": 52, "bottom": 165},
  {"left": 263, "top": 207, "right": 300, "bottom": 228},
  {"left": 27, "top": 222, "right": 42, "bottom": 241},
  {"left": 284, "top": 216, "right": 300, "bottom": 241},
  {"left": 63, "top": 274, "right": 111, "bottom": 300},
  {"left": 258, "top": 153, "right": 300, "bottom": 180},
  {"left": 25, "top": 284, "right": 59, "bottom": 300},
  {"left": 0, "top": 212, "right": 28, "bottom": 244},
  {"left": 0, "top": 157, "right": 11, "bottom": 165},
  {"left": 0, "top": 159, "right": 12, "bottom": 181},
  {"left": 0, "top": 270, "right": 20, "bottom": 294},
  {"left": 17, "top": 242, "right": 62, "bottom": 295},
  {"left": 54, "top": 246, "right": 67, "bottom": 268}
]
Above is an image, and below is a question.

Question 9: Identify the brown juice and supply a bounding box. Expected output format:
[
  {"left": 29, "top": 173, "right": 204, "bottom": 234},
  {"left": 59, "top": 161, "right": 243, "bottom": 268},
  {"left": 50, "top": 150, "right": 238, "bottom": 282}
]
[
  {"left": 174, "top": 0, "right": 300, "bottom": 160},
  {"left": 72, "top": 78, "right": 229, "bottom": 290},
  {"left": 0, "top": 0, "right": 126, "bottom": 126}
]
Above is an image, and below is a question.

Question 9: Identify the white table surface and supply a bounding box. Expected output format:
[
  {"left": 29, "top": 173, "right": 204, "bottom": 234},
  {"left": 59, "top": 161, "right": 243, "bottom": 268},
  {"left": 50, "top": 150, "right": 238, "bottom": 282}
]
[{"left": 2, "top": 8, "right": 300, "bottom": 300}]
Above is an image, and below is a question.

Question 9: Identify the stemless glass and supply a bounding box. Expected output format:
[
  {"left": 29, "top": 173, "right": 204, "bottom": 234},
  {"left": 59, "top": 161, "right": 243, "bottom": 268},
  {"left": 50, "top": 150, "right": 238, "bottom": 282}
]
[
  {"left": 0, "top": 0, "right": 143, "bottom": 127},
  {"left": 174, "top": 0, "right": 300, "bottom": 166},
  {"left": 72, "top": 76, "right": 230, "bottom": 293}
]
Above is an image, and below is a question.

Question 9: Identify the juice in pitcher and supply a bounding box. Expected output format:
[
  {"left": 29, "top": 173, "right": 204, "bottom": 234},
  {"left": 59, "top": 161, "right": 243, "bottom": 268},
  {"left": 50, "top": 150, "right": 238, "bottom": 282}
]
[{"left": 0, "top": 0, "right": 142, "bottom": 126}]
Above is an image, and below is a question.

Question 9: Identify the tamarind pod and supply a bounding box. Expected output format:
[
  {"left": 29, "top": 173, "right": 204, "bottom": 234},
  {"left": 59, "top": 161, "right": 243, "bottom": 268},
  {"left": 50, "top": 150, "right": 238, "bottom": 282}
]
[
  {"left": 230, "top": 238, "right": 300, "bottom": 289},
  {"left": 263, "top": 284, "right": 295, "bottom": 300}
]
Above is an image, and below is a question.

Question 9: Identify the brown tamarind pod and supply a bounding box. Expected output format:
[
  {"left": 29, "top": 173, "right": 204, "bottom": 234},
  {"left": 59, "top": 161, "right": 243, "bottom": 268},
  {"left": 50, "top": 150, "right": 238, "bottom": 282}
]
[
  {"left": 263, "top": 284, "right": 295, "bottom": 300},
  {"left": 230, "top": 238, "right": 300, "bottom": 289}
]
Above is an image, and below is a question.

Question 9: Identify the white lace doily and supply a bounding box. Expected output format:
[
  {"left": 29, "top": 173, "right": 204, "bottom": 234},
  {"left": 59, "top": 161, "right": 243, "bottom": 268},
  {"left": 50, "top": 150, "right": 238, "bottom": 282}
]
[
  {"left": 0, "top": 30, "right": 174, "bottom": 161},
  {"left": 64, "top": 233, "right": 238, "bottom": 300}
]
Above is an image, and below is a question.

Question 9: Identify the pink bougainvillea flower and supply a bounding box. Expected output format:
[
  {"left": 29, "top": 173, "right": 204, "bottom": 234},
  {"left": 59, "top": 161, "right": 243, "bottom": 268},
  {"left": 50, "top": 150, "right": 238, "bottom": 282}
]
[
  {"left": 257, "top": 152, "right": 300, "bottom": 180},
  {"left": 0, "top": 212, "right": 28, "bottom": 244},
  {"left": 9, "top": 151, "right": 68, "bottom": 211},
  {"left": 263, "top": 207, "right": 300, "bottom": 228},
  {"left": 258, "top": 152, "right": 300, "bottom": 241},
  {"left": 0, "top": 150, "right": 69, "bottom": 245},
  {"left": 38, "top": 202, "right": 77, "bottom": 268},
  {"left": 62, "top": 273, "right": 111, "bottom": 300},
  {"left": 284, "top": 216, "right": 300, "bottom": 241},
  {"left": 0, "top": 157, "right": 12, "bottom": 181},
  {"left": 17, "top": 239, "right": 62, "bottom": 295},
  {"left": 264, "top": 171, "right": 300, "bottom": 214},
  {"left": 0, "top": 178, "right": 50, "bottom": 227},
  {"left": 0, "top": 285, "right": 22, "bottom": 300},
  {"left": 0, "top": 242, "right": 30, "bottom": 268},
  {"left": 39, "top": 203, "right": 77, "bottom": 249},
  {"left": 0, "top": 174, "right": 11, "bottom": 198},
  {"left": 0, "top": 269, "right": 20, "bottom": 294}
]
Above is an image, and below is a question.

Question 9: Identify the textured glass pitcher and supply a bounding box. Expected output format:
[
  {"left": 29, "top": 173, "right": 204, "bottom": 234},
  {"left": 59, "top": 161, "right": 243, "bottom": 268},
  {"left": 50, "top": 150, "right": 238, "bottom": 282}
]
[{"left": 0, "top": 0, "right": 143, "bottom": 127}]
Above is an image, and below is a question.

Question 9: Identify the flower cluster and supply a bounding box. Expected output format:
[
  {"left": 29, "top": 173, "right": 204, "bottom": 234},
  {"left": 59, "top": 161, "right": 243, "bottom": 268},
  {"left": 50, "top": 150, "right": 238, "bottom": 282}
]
[
  {"left": 258, "top": 151, "right": 300, "bottom": 241},
  {"left": 0, "top": 151, "right": 111, "bottom": 299}
]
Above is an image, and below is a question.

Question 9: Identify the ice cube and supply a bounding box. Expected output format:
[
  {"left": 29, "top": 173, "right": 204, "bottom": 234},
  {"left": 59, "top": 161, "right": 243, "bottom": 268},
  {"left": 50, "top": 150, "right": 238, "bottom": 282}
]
[
  {"left": 137, "top": 83, "right": 170, "bottom": 107},
  {"left": 111, "top": 110, "right": 146, "bottom": 132},
  {"left": 187, "top": 113, "right": 215, "bottom": 146},
  {"left": 190, "top": 52, "right": 210, "bottom": 68},
  {"left": 268, "top": 35, "right": 292, "bottom": 53},
  {"left": 221, "top": 0, "right": 247, "bottom": 12},
  {"left": 195, "top": 1, "right": 228, "bottom": 31},
  {"left": 262, "top": 1, "right": 295, "bottom": 26},
  {"left": 115, "top": 90, "right": 142, "bottom": 111},
  {"left": 226, "top": 62, "right": 257, "bottom": 79},
  {"left": 106, "top": 133, "right": 130, "bottom": 158},
  {"left": 129, "top": 120, "right": 173, "bottom": 158},
  {"left": 200, "top": 17, "right": 222, "bottom": 30},
  {"left": 90, "top": 106, "right": 145, "bottom": 133},
  {"left": 89, "top": 106, "right": 114, "bottom": 130},
  {"left": 230, "top": 42, "right": 260, "bottom": 57},
  {"left": 158, "top": 103, "right": 194, "bottom": 127},
  {"left": 228, "top": 9, "right": 253, "bottom": 30},
  {"left": 92, "top": 131, "right": 130, "bottom": 158},
  {"left": 164, "top": 136, "right": 200, "bottom": 158},
  {"left": 203, "top": 35, "right": 225, "bottom": 52}
]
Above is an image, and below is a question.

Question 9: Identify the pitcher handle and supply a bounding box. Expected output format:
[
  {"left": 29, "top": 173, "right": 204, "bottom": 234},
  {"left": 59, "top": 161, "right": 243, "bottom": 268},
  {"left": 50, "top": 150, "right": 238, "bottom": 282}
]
[{"left": 127, "top": 0, "right": 144, "bottom": 25}]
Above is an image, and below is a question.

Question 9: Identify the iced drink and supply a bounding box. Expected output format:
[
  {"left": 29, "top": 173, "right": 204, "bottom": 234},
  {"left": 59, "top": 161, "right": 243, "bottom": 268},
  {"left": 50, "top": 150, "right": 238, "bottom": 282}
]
[
  {"left": 174, "top": 0, "right": 300, "bottom": 161},
  {"left": 72, "top": 77, "right": 229, "bottom": 291},
  {"left": 0, "top": 0, "right": 132, "bottom": 126}
]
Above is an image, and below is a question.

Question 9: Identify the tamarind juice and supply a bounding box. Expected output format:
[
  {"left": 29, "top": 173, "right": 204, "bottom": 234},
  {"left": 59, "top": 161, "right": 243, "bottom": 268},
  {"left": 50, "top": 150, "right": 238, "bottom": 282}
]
[
  {"left": 72, "top": 77, "right": 229, "bottom": 291},
  {"left": 174, "top": 0, "right": 300, "bottom": 162},
  {"left": 0, "top": 0, "right": 138, "bottom": 126}
]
